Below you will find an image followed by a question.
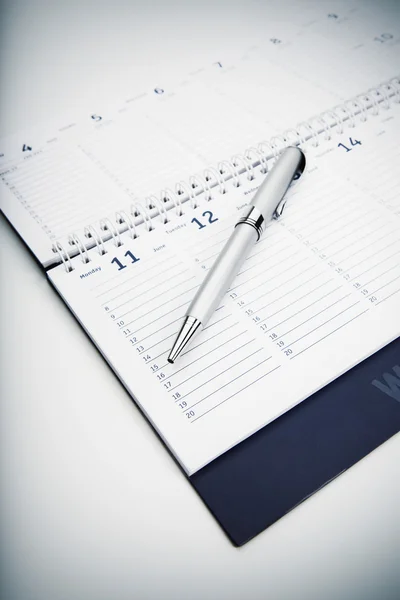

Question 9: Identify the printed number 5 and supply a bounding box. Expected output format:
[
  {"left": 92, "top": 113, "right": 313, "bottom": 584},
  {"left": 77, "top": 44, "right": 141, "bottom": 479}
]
[{"left": 191, "top": 211, "right": 218, "bottom": 230}]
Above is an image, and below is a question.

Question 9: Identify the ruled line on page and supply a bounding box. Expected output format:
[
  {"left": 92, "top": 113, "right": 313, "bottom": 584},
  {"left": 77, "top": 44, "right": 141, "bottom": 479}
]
[
  {"left": 126, "top": 300, "right": 193, "bottom": 335},
  {"left": 169, "top": 338, "right": 254, "bottom": 393},
  {"left": 262, "top": 279, "right": 337, "bottom": 329},
  {"left": 367, "top": 273, "right": 400, "bottom": 298},
  {"left": 134, "top": 310, "right": 232, "bottom": 348},
  {"left": 107, "top": 268, "right": 190, "bottom": 313},
  {"left": 101, "top": 265, "right": 186, "bottom": 305},
  {"left": 229, "top": 249, "right": 302, "bottom": 292},
  {"left": 190, "top": 363, "right": 280, "bottom": 423},
  {"left": 291, "top": 198, "right": 363, "bottom": 241},
  {"left": 98, "top": 258, "right": 183, "bottom": 301},
  {"left": 163, "top": 329, "right": 243, "bottom": 380},
  {"left": 282, "top": 178, "right": 337, "bottom": 221},
  {"left": 184, "top": 347, "right": 264, "bottom": 410},
  {"left": 97, "top": 256, "right": 182, "bottom": 300},
  {"left": 275, "top": 293, "right": 352, "bottom": 341},
  {"left": 336, "top": 227, "right": 400, "bottom": 267},
  {"left": 284, "top": 301, "right": 361, "bottom": 349},
  {"left": 342, "top": 238, "right": 400, "bottom": 274},
  {"left": 184, "top": 221, "right": 235, "bottom": 252},
  {"left": 309, "top": 207, "right": 380, "bottom": 249},
  {"left": 324, "top": 219, "right": 391, "bottom": 261},
  {"left": 116, "top": 280, "right": 198, "bottom": 323},
  {"left": 139, "top": 332, "right": 177, "bottom": 355},
  {"left": 147, "top": 314, "right": 234, "bottom": 364},
  {"left": 318, "top": 213, "right": 386, "bottom": 255},
  {"left": 181, "top": 348, "right": 266, "bottom": 404},
  {"left": 236, "top": 257, "right": 316, "bottom": 302},
  {"left": 348, "top": 250, "right": 400, "bottom": 281},
  {"left": 193, "top": 233, "right": 231, "bottom": 257},
  {"left": 231, "top": 243, "right": 300, "bottom": 282},
  {"left": 157, "top": 326, "right": 245, "bottom": 372},
  {"left": 235, "top": 241, "right": 295, "bottom": 278},
  {"left": 267, "top": 285, "right": 343, "bottom": 331},
  {"left": 257, "top": 272, "right": 330, "bottom": 322},
  {"left": 241, "top": 260, "right": 316, "bottom": 306},
  {"left": 361, "top": 263, "right": 399, "bottom": 289},
  {"left": 290, "top": 309, "right": 370, "bottom": 359},
  {"left": 248, "top": 228, "right": 280, "bottom": 246},
  {"left": 242, "top": 236, "right": 288, "bottom": 264},
  {"left": 375, "top": 287, "right": 400, "bottom": 306},
  {"left": 181, "top": 321, "right": 234, "bottom": 357},
  {"left": 283, "top": 188, "right": 358, "bottom": 231},
  {"left": 91, "top": 252, "right": 175, "bottom": 292},
  {"left": 134, "top": 317, "right": 183, "bottom": 345}
]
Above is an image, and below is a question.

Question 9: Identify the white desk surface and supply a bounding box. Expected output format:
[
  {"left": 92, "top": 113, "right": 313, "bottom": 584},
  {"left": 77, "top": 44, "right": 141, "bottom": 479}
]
[{"left": 0, "top": 2, "right": 399, "bottom": 599}]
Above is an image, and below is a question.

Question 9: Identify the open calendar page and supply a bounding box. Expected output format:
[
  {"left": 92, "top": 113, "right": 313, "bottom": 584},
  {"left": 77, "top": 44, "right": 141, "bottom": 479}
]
[
  {"left": 1, "top": 1, "right": 399, "bottom": 267},
  {"left": 49, "top": 110, "right": 400, "bottom": 475}
]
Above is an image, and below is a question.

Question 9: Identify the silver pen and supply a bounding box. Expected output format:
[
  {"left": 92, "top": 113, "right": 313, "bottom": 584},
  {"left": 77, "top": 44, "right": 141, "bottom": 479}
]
[{"left": 168, "top": 146, "right": 306, "bottom": 363}]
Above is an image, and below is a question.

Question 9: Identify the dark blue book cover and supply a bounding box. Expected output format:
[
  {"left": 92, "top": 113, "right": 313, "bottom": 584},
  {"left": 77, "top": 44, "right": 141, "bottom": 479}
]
[{"left": 191, "top": 338, "right": 400, "bottom": 546}]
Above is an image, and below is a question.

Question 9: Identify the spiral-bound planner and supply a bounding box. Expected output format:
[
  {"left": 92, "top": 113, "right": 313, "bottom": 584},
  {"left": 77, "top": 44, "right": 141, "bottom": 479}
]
[{"left": 1, "top": 40, "right": 400, "bottom": 543}]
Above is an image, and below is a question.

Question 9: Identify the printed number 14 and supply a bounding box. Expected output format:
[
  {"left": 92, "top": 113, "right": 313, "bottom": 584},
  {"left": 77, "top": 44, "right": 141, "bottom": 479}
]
[{"left": 338, "top": 137, "right": 362, "bottom": 152}]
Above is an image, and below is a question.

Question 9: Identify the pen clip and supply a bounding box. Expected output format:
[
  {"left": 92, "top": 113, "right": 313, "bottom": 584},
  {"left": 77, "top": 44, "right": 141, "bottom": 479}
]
[
  {"left": 273, "top": 198, "right": 287, "bottom": 219},
  {"left": 273, "top": 171, "right": 302, "bottom": 219}
]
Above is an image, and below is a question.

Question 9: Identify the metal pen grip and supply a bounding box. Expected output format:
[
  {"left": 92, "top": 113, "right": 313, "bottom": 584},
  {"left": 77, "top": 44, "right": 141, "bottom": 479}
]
[{"left": 235, "top": 206, "right": 265, "bottom": 241}]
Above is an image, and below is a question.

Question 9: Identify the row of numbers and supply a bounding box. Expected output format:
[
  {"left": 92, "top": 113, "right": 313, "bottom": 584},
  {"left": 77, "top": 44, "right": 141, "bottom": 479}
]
[{"left": 104, "top": 251, "right": 197, "bottom": 421}]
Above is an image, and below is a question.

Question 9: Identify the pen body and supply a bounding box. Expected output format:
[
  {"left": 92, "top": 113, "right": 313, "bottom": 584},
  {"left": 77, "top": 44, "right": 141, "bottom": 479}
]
[
  {"left": 169, "top": 147, "right": 305, "bottom": 362},
  {"left": 187, "top": 223, "right": 258, "bottom": 325}
]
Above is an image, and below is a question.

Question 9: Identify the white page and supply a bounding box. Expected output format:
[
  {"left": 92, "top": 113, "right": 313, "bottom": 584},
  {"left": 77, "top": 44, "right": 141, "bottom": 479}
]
[
  {"left": 2, "top": 1, "right": 399, "bottom": 268},
  {"left": 48, "top": 115, "right": 400, "bottom": 474},
  {"left": 0, "top": 2, "right": 399, "bottom": 266},
  {"left": 0, "top": 87, "right": 213, "bottom": 267},
  {"left": 193, "top": 55, "right": 341, "bottom": 132},
  {"left": 247, "top": 1, "right": 400, "bottom": 101}
]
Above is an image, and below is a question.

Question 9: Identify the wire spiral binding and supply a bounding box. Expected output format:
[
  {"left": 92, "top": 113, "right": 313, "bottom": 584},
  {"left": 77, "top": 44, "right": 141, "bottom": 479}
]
[{"left": 54, "top": 76, "right": 400, "bottom": 272}]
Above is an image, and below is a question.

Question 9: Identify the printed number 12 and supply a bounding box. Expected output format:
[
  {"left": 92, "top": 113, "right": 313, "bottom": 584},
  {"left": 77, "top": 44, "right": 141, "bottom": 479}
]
[
  {"left": 191, "top": 210, "right": 218, "bottom": 230},
  {"left": 111, "top": 250, "right": 140, "bottom": 271}
]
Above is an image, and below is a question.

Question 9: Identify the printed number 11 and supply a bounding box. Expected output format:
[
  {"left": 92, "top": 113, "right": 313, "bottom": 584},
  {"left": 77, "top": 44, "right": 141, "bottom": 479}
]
[{"left": 111, "top": 250, "right": 140, "bottom": 271}]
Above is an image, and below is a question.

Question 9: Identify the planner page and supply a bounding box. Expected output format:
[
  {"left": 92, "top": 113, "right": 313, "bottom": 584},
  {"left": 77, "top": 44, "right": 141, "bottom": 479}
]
[
  {"left": 1, "top": 1, "right": 399, "bottom": 267},
  {"left": 48, "top": 106, "right": 400, "bottom": 475}
]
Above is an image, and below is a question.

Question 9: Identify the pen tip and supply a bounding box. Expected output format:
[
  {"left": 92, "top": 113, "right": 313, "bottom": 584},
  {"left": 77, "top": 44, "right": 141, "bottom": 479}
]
[{"left": 168, "top": 316, "right": 202, "bottom": 363}]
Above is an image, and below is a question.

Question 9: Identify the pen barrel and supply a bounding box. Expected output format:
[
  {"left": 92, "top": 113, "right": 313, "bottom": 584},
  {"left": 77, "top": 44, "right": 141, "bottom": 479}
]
[
  {"left": 187, "top": 224, "right": 258, "bottom": 325},
  {"left": 252, "top": 146, "right": 305, "bottom": 221}
]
